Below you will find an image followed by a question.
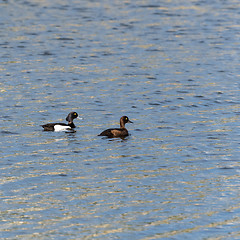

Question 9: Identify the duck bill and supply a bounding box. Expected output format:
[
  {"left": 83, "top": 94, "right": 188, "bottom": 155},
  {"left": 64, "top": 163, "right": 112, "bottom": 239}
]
[{"left": 128, "top": 120, "right": 133, "bottom": 123}]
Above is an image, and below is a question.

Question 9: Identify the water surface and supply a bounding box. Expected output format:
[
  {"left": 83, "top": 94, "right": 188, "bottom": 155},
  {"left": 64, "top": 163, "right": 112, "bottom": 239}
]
[{"left": 0, "top": 0, "right": 240, "bottom": 239}]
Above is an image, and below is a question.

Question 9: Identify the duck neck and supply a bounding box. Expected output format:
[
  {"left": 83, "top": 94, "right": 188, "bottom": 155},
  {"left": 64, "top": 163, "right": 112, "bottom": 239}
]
[
  {"left": 120, "top": 119, "right": 126, "bottom": 129},
  {"left": 68, "top": 122, "right": 76, "bottom": 128}
]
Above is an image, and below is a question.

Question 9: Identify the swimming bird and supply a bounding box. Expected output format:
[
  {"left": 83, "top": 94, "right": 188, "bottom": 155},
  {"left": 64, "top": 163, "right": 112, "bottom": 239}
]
[
  {"left": 98, "top": 116, "right": 133, "bottom": 138},
  {"left": 41, "top": 112, "right": 80, "bottom": 131}
]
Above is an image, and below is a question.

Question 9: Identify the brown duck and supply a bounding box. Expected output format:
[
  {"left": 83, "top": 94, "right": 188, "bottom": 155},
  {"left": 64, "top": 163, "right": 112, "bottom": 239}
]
[{"left": 98, "top": 116, "right": 133, "bottom": 138}]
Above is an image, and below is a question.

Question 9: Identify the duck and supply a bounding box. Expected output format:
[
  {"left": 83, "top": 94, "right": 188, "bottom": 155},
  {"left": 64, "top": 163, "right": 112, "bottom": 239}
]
[
  {"left": 41, "top": 112, "right": 80, "bottom": 131},
  {"left": 98, "top": 116, "right": 133, "bottom": 138}
]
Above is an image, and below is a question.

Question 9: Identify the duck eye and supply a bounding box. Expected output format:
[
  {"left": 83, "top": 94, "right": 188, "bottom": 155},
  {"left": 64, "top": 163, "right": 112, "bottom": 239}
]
[
  {"left": 125, "top": 117, "right": 128, "bottom": 120},
  {"left": 74, "top": 113, "right": 77, "bottom": 115}
]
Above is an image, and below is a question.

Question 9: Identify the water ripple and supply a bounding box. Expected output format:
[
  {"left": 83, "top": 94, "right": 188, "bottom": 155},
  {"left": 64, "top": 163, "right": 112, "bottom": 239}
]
[{"left": 0, "top": 0, "right": 239, "bottom": 239}]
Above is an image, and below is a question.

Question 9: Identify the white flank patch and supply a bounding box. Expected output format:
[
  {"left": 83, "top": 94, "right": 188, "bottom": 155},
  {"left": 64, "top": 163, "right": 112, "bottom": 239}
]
[{"left": 54, "top": 125, "right": 71, "bottom": 132}]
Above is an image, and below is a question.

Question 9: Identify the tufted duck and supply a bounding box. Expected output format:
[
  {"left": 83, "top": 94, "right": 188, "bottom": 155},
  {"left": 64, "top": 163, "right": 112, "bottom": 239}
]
[
  {"left": 41, "top": 112, "right": 80, "bottom": 131},
  {"left": 98, "top": 116, "right": 133, "bottom": 138}
]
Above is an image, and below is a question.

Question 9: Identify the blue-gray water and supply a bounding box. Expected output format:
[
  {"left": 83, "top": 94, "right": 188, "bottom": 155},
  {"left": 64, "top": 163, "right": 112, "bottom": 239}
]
[{"left": 1, "top": 0, "right": 240, "bottom": 239}]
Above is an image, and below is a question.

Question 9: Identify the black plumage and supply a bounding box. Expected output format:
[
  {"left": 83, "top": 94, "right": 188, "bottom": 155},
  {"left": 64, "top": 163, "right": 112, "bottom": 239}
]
[{"left": 41, "top": 112, "right": 79, "bottom": 131}]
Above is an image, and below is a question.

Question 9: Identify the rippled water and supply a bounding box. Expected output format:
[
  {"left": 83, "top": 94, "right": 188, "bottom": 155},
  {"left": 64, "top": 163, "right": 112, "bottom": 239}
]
[{"left": 1, "top": 0, "right": 240, "bottom": 239}]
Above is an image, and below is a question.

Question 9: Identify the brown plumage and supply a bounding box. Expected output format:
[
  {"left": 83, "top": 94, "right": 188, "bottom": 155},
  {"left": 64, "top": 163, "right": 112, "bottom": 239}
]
[{"left": 98, "top": 116, "right": 133, "bottom": 138}]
